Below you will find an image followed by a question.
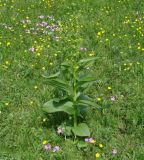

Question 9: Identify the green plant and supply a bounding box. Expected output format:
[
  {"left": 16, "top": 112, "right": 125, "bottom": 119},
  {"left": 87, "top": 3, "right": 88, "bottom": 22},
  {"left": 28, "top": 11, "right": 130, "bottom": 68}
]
[{"left": 43, "top": 57, "right": 99, "bottom": 137}]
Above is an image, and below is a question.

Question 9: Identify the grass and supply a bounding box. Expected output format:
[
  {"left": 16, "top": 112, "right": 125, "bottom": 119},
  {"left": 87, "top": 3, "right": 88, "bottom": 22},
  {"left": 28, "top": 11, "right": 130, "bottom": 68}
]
[{"left": 0, "top": 0, "right": 144, "bottom": 159}]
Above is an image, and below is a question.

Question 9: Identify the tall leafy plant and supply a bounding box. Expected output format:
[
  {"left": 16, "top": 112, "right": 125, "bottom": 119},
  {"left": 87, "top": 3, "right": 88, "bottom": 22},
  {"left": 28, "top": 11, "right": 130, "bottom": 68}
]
[{"left": 43, "top": 57, "right": 99, "bottom": 137}]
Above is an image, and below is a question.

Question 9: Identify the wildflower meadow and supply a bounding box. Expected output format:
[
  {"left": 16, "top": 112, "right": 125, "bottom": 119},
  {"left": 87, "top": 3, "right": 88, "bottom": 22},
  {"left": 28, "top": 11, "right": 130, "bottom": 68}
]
[{"left": 0, "top": 0, "right": 144, "bottom": 159}]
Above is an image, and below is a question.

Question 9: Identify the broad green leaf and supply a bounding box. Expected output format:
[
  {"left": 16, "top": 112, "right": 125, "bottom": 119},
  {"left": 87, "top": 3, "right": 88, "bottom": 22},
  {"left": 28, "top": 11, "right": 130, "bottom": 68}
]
[
  {"left": 46, "top": 78, "right": 72, "bottom": 94},
  {"left": 78, "top": 57, "right": 98, "bottom": 64},
  {"left": 78, "top": 76, "right": 96, "bottom": 83},
  {"left": 77, "top": 141, "right": 88, "bottom": 149},
  {"left": 72, "top": 123, "right": 90, "bottom": 137},
  {"left": 77, "top": 105, "right": 87, "bottom": 118},
  {"left": 43, "top": 71, "right": 60, "bottom": 79},
  {"left": 43, "top": 100, "right": 74, "bottom": 115},
  {"left": 78, "top": 57, "right": 99, "bottom": 69},
  {"left": 78, "top": 99, "right": 96, "bottom": 107},
  {"left": 77, "top": 77, "right": 98, "bottom": 91},
  {"left": 64, "top": 126, "right": 73, "bottom": 136},
  {"left": 61, "top": 62, "right": 71, "bottom": 68},
  {"left": 77, "top": 94, "right": 91, "bottom": 101},
  {"left": 77, "top": 99, "right": 99, "bottom": 109}
]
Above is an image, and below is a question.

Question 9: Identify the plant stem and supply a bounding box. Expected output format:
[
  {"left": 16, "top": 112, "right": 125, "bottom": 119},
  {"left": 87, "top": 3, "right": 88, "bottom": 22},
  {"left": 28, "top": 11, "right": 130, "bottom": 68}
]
[
  {"left": 74, "top": 110, "right": 77, "bottom": 128},
  {"left": 73, "top": 66, "right": 77, "bottom": 128}
]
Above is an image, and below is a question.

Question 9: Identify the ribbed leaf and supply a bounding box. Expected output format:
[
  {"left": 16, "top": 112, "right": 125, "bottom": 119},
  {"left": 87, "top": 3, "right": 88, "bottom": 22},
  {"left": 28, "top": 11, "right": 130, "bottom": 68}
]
[
  {"left": 79, "top": 57, "right": 98, "bottom": 64},
  {"left": 78, "top": 76, "right": 97, "bottom": 87},
  {"left": 43, "top": 71, "right": 60, "bottom": 79},
  {"left": 78, "top": 99, "right": 96, "bottom": 106},
  {"left": 43, "top": 100, "right": 74, "bottom": 115},
  {"left": 47, "top": 78, "right": 72, "bottom": 94},
  {"left": 72, "top": 123, "right": 90, "bottom": 137}
]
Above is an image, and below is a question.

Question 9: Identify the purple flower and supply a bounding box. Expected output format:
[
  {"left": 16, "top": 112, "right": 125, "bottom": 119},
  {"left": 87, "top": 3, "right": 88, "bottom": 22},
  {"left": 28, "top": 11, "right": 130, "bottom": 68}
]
[
  {"left": 110, "top": 96, "right": 116, "bottom": 101},
  {"left": 25, "top": 19, "right": 31, "bottom": 23},
  {"left": 112, "top": 149, "right": 117, "bottom": 155},
  {"left": 42, "top": 21, "right": 47, "bottom": 26},
  {"left": 29, "top": 47, "right": 34, "bottom": 52},
  {"left": 52, "top": 146, "right": 60, "bottom": 152},
  {"left": 38, "top": 15, "right": 44, "bottom": 19},
  {"left": 47, "top": 16, "right": 54, "bottom": 20},
  {"left": 88, "top": 138, "right": 93, "bottom": 143},
  {"left": 85, "top": 137, "right": 96, "bottom": 144},
  {"left": 44, "top": 144, "right": 51, "bottom": 151},
  {"left": 85, "top": 138, "right": 89, "bottom": 142},
  {"left": 57, "top": 127, "right": 63, "bottom": 134},
  {"left": 80, "top": 47, "right": 87, "bottom": 51}
]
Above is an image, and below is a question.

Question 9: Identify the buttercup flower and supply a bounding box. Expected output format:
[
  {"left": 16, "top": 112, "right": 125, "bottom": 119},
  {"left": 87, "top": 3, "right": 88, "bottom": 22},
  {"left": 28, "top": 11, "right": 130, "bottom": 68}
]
[
  {"left": 42, "top": 140, "right": 47, "bottom": 145},
  {"left": 108, "top": 86, "right": 112, "bottom": 90},
  {"left": 5, "top": 103, "right": 9, "bottom": 106},
  {"left": 97, "top": 98, "right": 101, "bottom": 101},
  {"left": 99, "top": 143, "right": 103, "bottom": 148},
  {"left": 95, "top": 152, "right": 100, "bottom": 158},
  {"left": 89, "top": 138, "right": 96, "bottom": 144}
]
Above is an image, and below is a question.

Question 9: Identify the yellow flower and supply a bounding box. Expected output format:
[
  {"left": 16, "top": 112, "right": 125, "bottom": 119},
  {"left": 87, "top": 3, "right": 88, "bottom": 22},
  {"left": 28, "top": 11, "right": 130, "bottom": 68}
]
[
  {"left": 99, "top": 143, "right": 103, "bottom": 148},
  {"left": 137, "top": 46, "right": 141, "bottom": 50},
  {"left": 42, "top": 140, "right": 47, "bottom": 145},
  {"left": 97, "top": 32, "right": 101, "bottom": 36},
  {"left": 91, "top": 140, "right": 96, "bottom": 144},
  {"left": 89, "top": 52, "right": 95, "bottom": 56},
  {"left": 49, "top": 62, "right": 53, "bottom": 65},
  {"left": 95, "top": 152, "right": 100, "bottom": 158},
  {"left": 5, "top": 103, "right": 9, "bottom": 106},
  {"left": 30, "top": 101, "right": 33, "bottom": 105},
  {"left": 6, "top": 42, "right": 11, "bottom": 46},
  {"left": 128, "top": 45, "right": 132, "bottom": 48},
  {"left": 97, "top": 98, "right": 101, "bottom": 101},
  {"left": 43, "top": 118, "right": 47, "bottom": 122},
  {"left": 108, "top": 86, "right": 112, "bottom": 90},
  {"left": 42, "top": 67, "right": 45, "bottom": 70},
  {"left": 34, "top": 86, "right": 38, "bottom": 89},
  {"left": 5, "top": 61, "right": 9, "bottom": 65},
  {"left": 37, "top": 53, "right": 41, "bottom": 56}
]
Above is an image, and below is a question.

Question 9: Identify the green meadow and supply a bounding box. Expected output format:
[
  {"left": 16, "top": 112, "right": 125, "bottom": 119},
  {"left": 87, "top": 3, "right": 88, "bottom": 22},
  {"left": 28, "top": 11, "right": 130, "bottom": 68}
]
[{"left": 0, "top": 0, "right": 144, "bottom": 159}]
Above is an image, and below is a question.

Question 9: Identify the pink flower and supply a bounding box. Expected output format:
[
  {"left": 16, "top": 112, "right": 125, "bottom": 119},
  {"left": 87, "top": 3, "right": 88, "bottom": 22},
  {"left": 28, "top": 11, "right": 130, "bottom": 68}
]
[
  {"left": 85, "top": 138, "right": 89, "bottom": 142},
  {"left": 80, "top": 47, "right": 87, "bottom": 51},
  {"left": 57, "top": 127, "right": 63, "bottom": 134},
  {"left": 85, "top": 137, "right": 96, "bottom": 144},
  {"left": 112, "top": 149, "right": 117, "bottom": 155},
  {"left": 110, "top": 96, "right": 116, "bottom": 101},
  {"left": 29, "top": 47, "right": 34, "bottom": 52},
  {"left": 52, "top": 146, "right": 60, "bottom": 152},
  {"left": 44, "top": 144, "right": 51, "bottom": 151},
  {"left": 38, "top": 15, "right": 44, "bottom": 19}
]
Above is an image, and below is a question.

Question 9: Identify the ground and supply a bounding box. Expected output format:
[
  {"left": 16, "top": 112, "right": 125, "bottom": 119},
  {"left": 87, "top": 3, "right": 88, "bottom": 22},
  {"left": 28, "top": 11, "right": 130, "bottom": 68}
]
[{"left": 0, "top": 0, "right": 144, "bottom": 160}]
